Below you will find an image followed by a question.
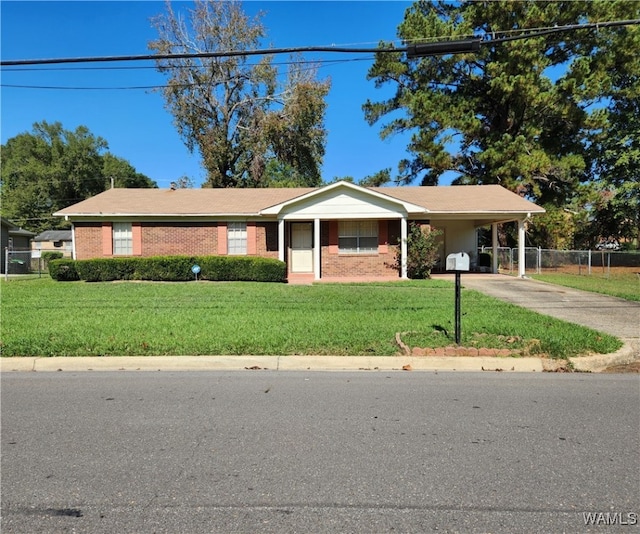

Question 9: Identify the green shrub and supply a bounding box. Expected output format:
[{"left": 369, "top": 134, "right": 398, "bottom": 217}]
[
  {"left": 76, "top": 258, "right": 137, "bottom": 282},
  {"left": 199, "top": 256, "right": 286, "bottom": 282},
  {"left": 48, "top": 259, "right": 80, "bottom": 281},
  {"left": 49, "top": 255, "right": 287, "bottom": 283},
  {"left": 252, "top": 257, "right": 287, "bottom": 282},
  {"left": 135, "top": 256, "right": 195, "bottom": 281},
  {"left": 41, "top": 251, "right": 64, "bottom": 266},
  {"left": 393, "top": 223, "right": 442, "bottom": 279}
]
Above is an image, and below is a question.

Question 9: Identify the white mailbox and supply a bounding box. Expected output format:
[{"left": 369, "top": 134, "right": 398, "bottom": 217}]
[{"left": 446, "top": 252, "right": 470, "bottom": 272}]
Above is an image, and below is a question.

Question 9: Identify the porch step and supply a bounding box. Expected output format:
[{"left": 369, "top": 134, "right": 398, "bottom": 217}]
[{"left": 287, "top": 273, "right": 315, "bottom": 285}]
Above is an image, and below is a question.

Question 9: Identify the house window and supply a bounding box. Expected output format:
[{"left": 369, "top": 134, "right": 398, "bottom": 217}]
[
  {"left": 339, "top": 221, "right": 378, "bottom": 254},
  {"left": 113, "top": 222, "right": 132, "bottom": 255},
  {"left": 227, "top": 221, "right": 247, "bottom": 255}
]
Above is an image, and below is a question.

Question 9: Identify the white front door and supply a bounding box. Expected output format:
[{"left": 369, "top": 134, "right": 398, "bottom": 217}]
[{"left": 291, "top": 222, "right": 313, "bottom": 273}]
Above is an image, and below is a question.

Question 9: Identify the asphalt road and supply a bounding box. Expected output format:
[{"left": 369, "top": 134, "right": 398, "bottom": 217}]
[{"left": 2, "top": 371, "right": 639, "bottom": 533}]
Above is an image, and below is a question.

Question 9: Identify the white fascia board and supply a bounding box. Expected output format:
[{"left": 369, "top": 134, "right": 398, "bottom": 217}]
[
  {"left": 428, "top": 210, "right": 545, "bottom": 225},
  {"left": 57, "top": 212, "right": 262, "bottom": 219},
  {"left": 260, "top": 180, "right": 428, "bottom": 216}
]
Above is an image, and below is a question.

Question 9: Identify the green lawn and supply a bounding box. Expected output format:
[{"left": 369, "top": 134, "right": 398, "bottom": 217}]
[
  {"left": 0, "top": 278, "right": 621, "bottom": 359},
  {"left": 531, "top": 272, "right": 640, "bottom": 302}
]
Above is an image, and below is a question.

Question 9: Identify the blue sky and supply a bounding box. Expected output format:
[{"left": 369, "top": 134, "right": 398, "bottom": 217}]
[{"left": 1, "top": 0, "right": 427, "bottom": 188}]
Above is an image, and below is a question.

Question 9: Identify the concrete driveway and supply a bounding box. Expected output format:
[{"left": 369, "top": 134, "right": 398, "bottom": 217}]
[{"left": 450, "top": 274, "right": 640, "bottom": 359}]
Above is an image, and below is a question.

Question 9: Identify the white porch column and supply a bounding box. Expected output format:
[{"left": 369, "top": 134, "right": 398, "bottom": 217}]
[
  {"left": 278, "top": 219, "right": 285, "bottom": 262},
  {"left": 400, "top": 216, "right": 408, "bottom": 279},
  {"left": 518, "top": 218, "right": 526, "bottom": 277},
  {"left": 313, "top": 218, "right": 321, "bottom": 280},
  {"left": 491, "top": 223, "right": 498, "bottom": 274},
  {"left": 71, "top": 224, "right": 77, "bottom": 260}
]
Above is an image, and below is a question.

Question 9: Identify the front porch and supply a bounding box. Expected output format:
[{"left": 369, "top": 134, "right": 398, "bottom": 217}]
[
  {"left": 281, "top": 219, "right": 404, "bottom": 283},
  {"left": 260, "top": 181, "right": 533, "bottom": 283}
]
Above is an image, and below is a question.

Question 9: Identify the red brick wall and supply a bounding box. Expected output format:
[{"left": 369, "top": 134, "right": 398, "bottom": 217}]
[
  {"left": 73, "top": 221, "right": 281, "bottom": 260},
  {"left": 74, "top": 223, "right": 103, "bottom": 260},
  {"left": 75, "top": 219, "right": 400, "bottom": 279},
  {"left": 319, "top": 221, "right": 399, "bottom": 279},
  {"left": 256, "top": 222, "right": 279, "bottom": 259},
  {"left": 141, "top": 222, "right": 218, "bottom": 256}
]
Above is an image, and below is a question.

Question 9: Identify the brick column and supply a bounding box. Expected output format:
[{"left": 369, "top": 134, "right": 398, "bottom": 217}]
[
  {"left": 102, "top": 223, "right": 112, "bottom": 256},
  {"left": 247, "top": 222, "right": 257, "bottom": 255},
  {"left": 132, "top": 223, "right": 142, "bottom": 256},
  {"left": 218, "top": 223, "right": 227, "bottom": 255}
]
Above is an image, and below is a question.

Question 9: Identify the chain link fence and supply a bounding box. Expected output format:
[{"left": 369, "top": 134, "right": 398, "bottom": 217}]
[
  {"left": 479, "top": 247, "right": 640, "bottom": 276},
  {"left": 2, "top": 248, "right": 50, "bottom": 280},
  {"left": 536, "top": 249, "right": 640, "bottom": 276}
]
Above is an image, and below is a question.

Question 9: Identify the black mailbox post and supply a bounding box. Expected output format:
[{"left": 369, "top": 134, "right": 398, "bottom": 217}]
[{"left": 446, "top": 253, "right": 470, "bottom": 345}]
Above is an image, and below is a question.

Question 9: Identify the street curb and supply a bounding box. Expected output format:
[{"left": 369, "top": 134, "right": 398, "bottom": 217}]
[
  {"left": 0, "top": 355, "right": 544, "bottom": 373},
  {"left": 3, "top": 343, "right": 637, "bottom": 373},
  {"left": 570, "top": 339, "right": 640, "bottom": 372}
]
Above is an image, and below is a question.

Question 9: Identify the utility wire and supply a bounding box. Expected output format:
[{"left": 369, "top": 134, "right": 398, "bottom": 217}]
[
  {"left": 1, "top": 19, "right": 638, "bottom": 67},
  {"left": 0, "top": 56, "right": 371, "bottom": 72},
  {"left": 1, "top": 46, "right": 395, "bottom": 67}
]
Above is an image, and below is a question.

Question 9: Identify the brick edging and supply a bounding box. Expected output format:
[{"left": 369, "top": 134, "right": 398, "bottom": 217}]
[{"left": 410, "top": 346, "right": 520, "bottom": 357}]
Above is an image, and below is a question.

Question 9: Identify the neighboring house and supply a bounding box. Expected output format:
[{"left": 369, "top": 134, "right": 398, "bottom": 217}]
[
  {"left": 1, "top": 217, "right": 36, "bottom": 274},
  {"left": 32, "top": 230, "right": 73, "bottom": 258},
  {"left": 53, "top": 181, "right": 544, "bottom": 281}
]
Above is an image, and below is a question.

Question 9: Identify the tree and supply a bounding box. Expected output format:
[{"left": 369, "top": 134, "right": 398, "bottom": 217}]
[
  {"left": 359, "top": 168, "right": 392, "bottom": 187},
  {"left": 0, "top": 121, "right": 156, "bottom": 233},
  {"left": 172, "top": 175, "right": 196, "bottom": 189},
  {"left": 102, "top": 153, "right": 157, "bottom": 189},
  {"left": 583, "top": 20, "right": 640, "bottom": 247},
  {"left": 364, "top": 0, "right": 640, "bottom": 246},
  {"left": 149, "top": 0, "right": 330, "bottom": 188}
]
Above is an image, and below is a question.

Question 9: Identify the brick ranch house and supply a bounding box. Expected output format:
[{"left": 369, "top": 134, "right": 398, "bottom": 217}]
[{"left": 54, "top": 181, "right": 544, "bottom": 282}]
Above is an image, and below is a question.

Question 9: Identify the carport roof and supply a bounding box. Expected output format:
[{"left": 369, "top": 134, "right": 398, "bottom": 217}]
[{"left": 372, "top": 185, "right": 545, "bottom": 215}]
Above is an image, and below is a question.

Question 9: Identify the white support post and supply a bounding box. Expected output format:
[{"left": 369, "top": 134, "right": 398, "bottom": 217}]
[
  {"left": 278, "top": 219, "right": 285, "bottom": 263},
  {"left": 491, "top": 223, "right": 498, "bottom": 274},
  {"left": 71, "top": 224, "right": 77, "bottom": 260},
  {"left": 537, "top": 247, "right": 541, "bottom": 274},
  {"left": 400, "top": 217, "right": 408, "bottom": 279},
  {"left": 518, "top": 219, "right": 526, "bottom": 277},
  {"left": 313, "top": 218, "right": 321, "bottom": 280}
]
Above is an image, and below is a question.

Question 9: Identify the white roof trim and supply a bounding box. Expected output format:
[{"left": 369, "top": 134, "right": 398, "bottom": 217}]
[{"left": 260, "top": 180, "right": 429, "bottom": 216}]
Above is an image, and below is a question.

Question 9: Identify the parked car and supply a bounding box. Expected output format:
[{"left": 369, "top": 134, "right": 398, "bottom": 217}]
[{"left": 595, "top": 240, "right": 621, "bottom": 251}]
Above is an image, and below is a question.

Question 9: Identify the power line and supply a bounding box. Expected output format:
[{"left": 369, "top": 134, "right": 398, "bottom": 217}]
[
  {"left": 1, "top": 83, "right": 180, "bottom": 91},
  {"left": 0, "top": 56, "right": 371, "bottom": 72},
  {"left": 1, "top": 19, "right": 638, "bottom": 67},
  {"left": 0, "top": 46, "right": 398, "bottom": 67},
  {"left": 0, "top": 57, "right": 373, "bottom": 91}
]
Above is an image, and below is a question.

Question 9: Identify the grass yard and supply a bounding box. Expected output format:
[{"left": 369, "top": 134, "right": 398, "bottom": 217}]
[
  {"left": 0, "top": 278, "right": 621, "bottom": 359},
  {"left": 531, "top": 272, "right": 640, "bottom": 302}
]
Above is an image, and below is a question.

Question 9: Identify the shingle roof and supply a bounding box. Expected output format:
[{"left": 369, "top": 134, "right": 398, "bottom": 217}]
[
  {"left": 34, "top": 230, "right": 72, "bottom": 242},
  {"left": 54, "top": 183, "right": 543, "bottom": 217},
  {"left": 372, "top": 185, "right": 545, "bottom": 214},
  {"left": 54, "top": 187, "right": 316, "bottom": 216},
  {"left": 1, "top": 218, "right": 36, "bottom": 237}
]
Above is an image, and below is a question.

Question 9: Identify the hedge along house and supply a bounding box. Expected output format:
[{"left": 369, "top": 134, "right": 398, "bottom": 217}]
[{"left": 54, "top": 181, "right": 544, "bottom": 282}]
